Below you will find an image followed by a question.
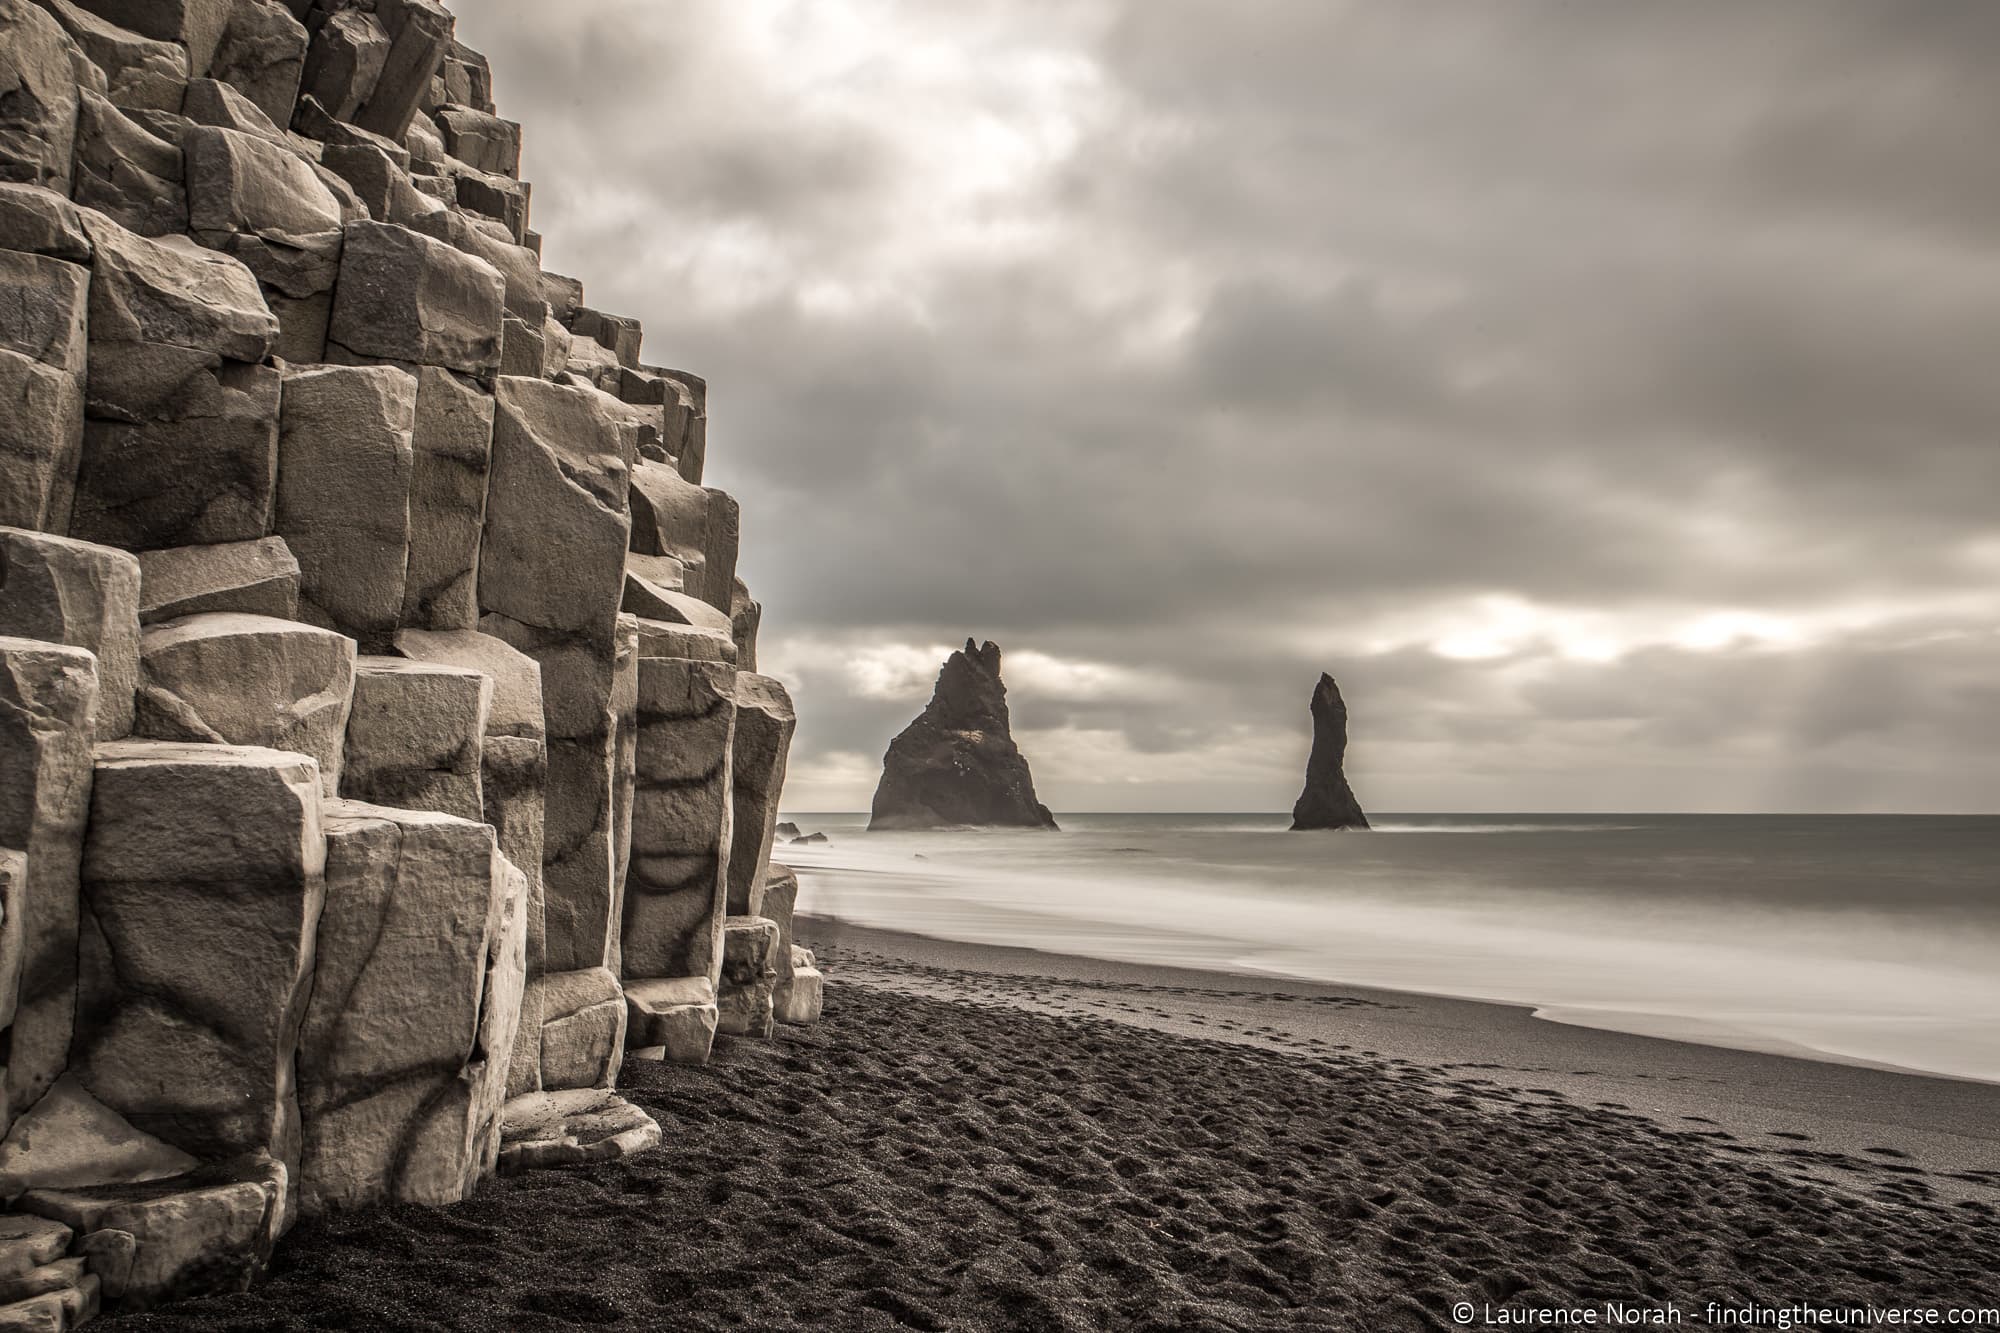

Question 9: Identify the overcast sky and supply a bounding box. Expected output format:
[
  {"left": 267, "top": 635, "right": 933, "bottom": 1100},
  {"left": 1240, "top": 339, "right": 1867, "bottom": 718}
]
[{"left": 457, "top": 0, "right": 2000, "bottom": 813}]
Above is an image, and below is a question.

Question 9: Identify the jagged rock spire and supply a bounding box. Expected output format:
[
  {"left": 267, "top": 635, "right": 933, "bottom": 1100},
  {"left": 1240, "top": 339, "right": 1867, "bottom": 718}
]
[
  {"left": 869, "top": 638, "right": 1058, "bottom": 830},
  {"left": 1290, "top": 672, "right": 1369, "bottom": 831}
]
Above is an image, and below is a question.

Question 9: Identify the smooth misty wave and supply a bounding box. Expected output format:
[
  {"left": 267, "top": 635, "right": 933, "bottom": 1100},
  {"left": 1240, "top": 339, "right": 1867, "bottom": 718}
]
[
  {"left": 779, "top": 812, "right": 2000, "bottom": 1084},
  {"left": 1368, "top": 822, "right": 1645, "bottom": 834}
]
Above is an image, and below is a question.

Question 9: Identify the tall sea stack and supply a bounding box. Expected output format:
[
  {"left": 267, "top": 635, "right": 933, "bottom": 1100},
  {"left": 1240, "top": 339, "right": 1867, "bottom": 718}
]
[
  {"left": 870, "top": 639, "right": 1058, "bottom": 831},
  {"left": 1291, "top": 673, "right": 1369, "bottom": 830}
]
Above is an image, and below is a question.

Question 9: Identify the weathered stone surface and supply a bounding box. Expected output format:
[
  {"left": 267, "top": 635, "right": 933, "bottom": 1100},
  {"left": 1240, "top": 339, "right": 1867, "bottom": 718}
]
[
  {"left": 0, "top": 1, "right": 82, "bottom": 194},
  {"left": 450, "top": 163, "right": 526, "bottom": 244},
  {"left": 178, "top": 77, "right": 277, "bottom": 141},
  {"left": 570, "top": 308, "right": 640, "bottom": 369},
  {"left": 185, "top": 124, "right": 344, "bottom": 297},
  {"left": 392, "top": 627, "right": 545, "bottom": 1096},
  {"left": 0, "top": 250, "right": 87, "bottom": 379},
  {"left": 477, "top": 617, "right": 618, "bottom": 978},
  {"left": 726, "top": 672, "right": 792, "bottom": 917},
  {"left": 870, "top": 639, "right": 1058, "bottom": 831},
  {"left": 0, "top": 349, "right": 83, "bottom": 535},
  {"left": 299, "top": 802, "right": 519, "bottom": 1213},
  {"left": 0, "top": 244, "right": 89, "bottom": 528},
  {"left": 133, "top": 613, "right": 353, "bottom": 794},
  {"left": 399, "top": 367, "right": 491, "bottom": 630},
  {"left": 560, "top": 334, "right": 619, "bottom": 393},
  {"left": 432, "top": 41, "right": 490, "bottom": 114},
  {"left": 540, "top": 271, "right": 581, "bottom": 327},
  {"left": 471, "top": 395, "right": 636, "bottom": 987},
  {"left": 350, "top": 0, "right": 451, "bottom": 143},
  {"left": 135, "top": 537, "right": 297, "bottom": 624},
  {"left": 68, "top": 0, "right": 233, "bottom": 80},
  {"left": 79, "top": 337, "right": 206, "bottom": 423},
  {"left": 0, "top": 528, "right": 138, "bottom": 739},
  {"left": 495, "top": 1088, "right": 656, "bottom": 1176},
  {"left": 0, "top": 1274, "right": 96, "bottom": 1330},
  {"left": 0, "top": 639, "right": 96, "bottom": 1137},
  {"left": 504, "top": 958, "right": 544, "bottom": 1103},
  {"left": 471, "top": 845, "right": 527, "bottom": 1159},
  {"left": 536, "top": 966, "right": 622, "bottom": 1093},
  {"left": 70, "top": 90, "right": 186, "bottom": 237},
  {"left": 0, "top": 1215, "right": 68, "bottom": 1281},
  {"left": 292, "top": 93, "right": 406, "bottom": 163},
  {"left": 478, "top": 377, "right": 631, "bottom": 642},
  {"left": 776, "top": 955, "right": 823, "bottom": 1027},
  {"left": 275, "top": 362, "right": 415, "bottom": 647},
  {"left": 73, "top": 1228, "right": 131, "bottom": 1301},
  {"left": 498, "top": 314, "right": 540, "bottom": 378},
  {"left": 326, "top": 218, "right": 502, "bottom": 374},
  {"left": 33, "top": 0, "right": 186, "bottom": 113},
  {"left": 208, "top": 0, "right": 307, "bottom": 128},
  {"left": 623, "top": 657, "right": 734, "bottom": 984},
  {"left": 314, "top": 141, "right": 389, "bottom": 218},
  {"left": 70, "top": 357, "right": 280, "bottom": 551},
  {"left": 623, "top": 562, "right": 736, "bottom": 635},
  {"left": 608, "top": 614, "right": 637, "bottom": 975},
  {"left": 0, "top": 185, "right": 89, "bottom": 261},
  {"left": 616, "top": 366, "right": 701, "bottom": 469},
  {"left": 729, "top": 576, "right": 760, "bottom": 672},
  {"left": 1290, "top": 672, "right": 1370, "bottom": 831},
  {"left": 715, "top": 916, "right": 777, "bottom": 1040},
  {"left": 626, "top": 461, "right": 738, "bottom": 614},
  {"left": 409, "top": 205, "right": 541, "bottom": 321},
  {"left": 0, "top": 1075, "right": 197, "bottom": 1203},
  {"left": 81, "top": 215, "right": 276, "bottom": 361},
  {"left": 21, "top": 1156, "right": 286, "bottom": 1308},
  {"left": 435, "top": 103, "right": 516, "bottom": 176},
  {"left": 74, "top": 741, "right": 323, "bottom": 1180},
  {"left": 296, "top": 6, "right": 386, "bottom": 123},
  {"left": 0, "top": 1253, "right": 87, "bottom": 1306},
  {"left": 400, "top": 111, "right": 444, "bottom": 168},
  {"left": 536, "top": 311, "right": 570, "bottom": 379},
  {"left": 761, "top": 863, "right": 801, "bottom": 1006},
  {"left": 623, "top": 976, "right": 715, "bottom": 1066},
  {"left": 653, "top": 366, "right": 706, "bottom": 483},
  {"left": 631, "top": 617, "right": 735, "bottom": 664},
  {"left": 383, "top": 168, "right": 444, "bottom": 229},
  {"left": 0, "top": 849, "right": 20, "bottom": 1106},
  {"left": 340, "top": 658, "right": 488, "bottom": 821}
]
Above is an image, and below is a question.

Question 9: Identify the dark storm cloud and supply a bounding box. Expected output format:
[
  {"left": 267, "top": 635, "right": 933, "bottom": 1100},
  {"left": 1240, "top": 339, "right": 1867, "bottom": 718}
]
[{"left": 453, "top": 0, "right": 2000, "bottom": 811}]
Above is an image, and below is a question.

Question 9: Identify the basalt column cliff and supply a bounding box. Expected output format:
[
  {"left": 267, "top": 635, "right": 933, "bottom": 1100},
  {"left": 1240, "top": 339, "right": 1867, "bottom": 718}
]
[
  {"left": 0, "top": 0, "right": 817, "bottom": 1319},
  {"left": 871, "top": 639, "right": 1058, "bottom": 830}
]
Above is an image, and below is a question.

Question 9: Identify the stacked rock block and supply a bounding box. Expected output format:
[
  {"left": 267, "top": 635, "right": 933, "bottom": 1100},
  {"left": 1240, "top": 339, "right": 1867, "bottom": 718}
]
[{"left": 0, "top": 0, "right": 810, "bottom": 1317}]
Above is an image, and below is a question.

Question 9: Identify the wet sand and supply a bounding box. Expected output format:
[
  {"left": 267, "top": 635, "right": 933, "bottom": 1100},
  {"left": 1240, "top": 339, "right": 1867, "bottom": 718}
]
[{"left": 101, "top": 920, "right": 2000, "bottom": 1332}]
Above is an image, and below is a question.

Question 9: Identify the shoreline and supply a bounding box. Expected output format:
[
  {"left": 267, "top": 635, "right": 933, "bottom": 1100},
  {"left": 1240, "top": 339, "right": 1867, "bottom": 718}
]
[
  {"left": 778, "top": 811, "right": 2000, "bottom": 1089},
  {"left": 801, "top": 914, "right": 2000, "bottom": 1199}
]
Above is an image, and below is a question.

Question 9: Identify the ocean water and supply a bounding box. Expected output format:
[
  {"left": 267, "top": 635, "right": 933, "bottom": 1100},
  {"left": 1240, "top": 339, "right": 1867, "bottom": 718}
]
[{"left": 778, "top": 812, "right": 2000, "bottom": 1084}]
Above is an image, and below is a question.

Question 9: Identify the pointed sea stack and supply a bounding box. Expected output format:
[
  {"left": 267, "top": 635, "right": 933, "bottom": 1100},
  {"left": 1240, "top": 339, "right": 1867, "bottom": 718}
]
[
  {"left": 1290, "top": 673, "right": 1369, "bottom": 830},
  {"left": 869, "top": 639, "right": 1058, "bottom": 831}
]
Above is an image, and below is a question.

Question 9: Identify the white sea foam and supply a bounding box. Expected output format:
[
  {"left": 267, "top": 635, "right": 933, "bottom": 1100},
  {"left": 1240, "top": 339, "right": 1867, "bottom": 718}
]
[{"left": 777, "top": 812, "right": 2000, "bottom": 1083}]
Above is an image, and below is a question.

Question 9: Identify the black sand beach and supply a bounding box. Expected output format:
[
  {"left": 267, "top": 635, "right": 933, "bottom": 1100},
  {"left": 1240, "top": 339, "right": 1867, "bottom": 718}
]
[{"left": 101, "top": 923, "right": 2000, "bottom": 1332}]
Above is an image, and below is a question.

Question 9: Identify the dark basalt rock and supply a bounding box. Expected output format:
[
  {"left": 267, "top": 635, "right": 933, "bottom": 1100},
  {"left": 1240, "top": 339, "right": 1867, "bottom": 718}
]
[
  {"left": 1290, "top": 672, "right": 1369, "bottom": 831},
  {"left": 869, "top": 638, "right": 1057, "bottom": 831}
]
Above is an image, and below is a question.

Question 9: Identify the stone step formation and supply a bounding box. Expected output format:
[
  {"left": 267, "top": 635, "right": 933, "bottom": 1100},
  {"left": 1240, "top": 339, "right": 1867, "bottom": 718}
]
[{"left": 0, "top": 0, "right": 819, "bottom": 1320}]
